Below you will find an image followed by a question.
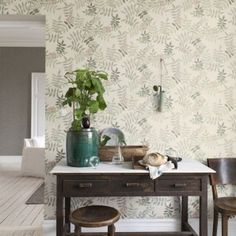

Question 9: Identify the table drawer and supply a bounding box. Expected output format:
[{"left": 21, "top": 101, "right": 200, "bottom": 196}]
[
  {"left": 63, "top": 180, "right": 109, "bottom": 197},
  {"left": 155, "top": 177, "right": 201, "bottom": 193},
  {"left": 112, "top": 176, "right": 154, "bottom": 195}
]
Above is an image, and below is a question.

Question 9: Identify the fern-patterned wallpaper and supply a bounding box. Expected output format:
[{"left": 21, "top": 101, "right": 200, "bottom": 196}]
[{"left": 2, "top": 0, "right": 235, "bottom": 219}]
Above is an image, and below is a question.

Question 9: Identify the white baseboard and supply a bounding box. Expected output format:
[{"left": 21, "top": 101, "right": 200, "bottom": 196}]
[
  {"left": 43, "top": 219, "right": 179, "bottom": 236},
  {"left": 0, "top": 225, "right": 42, "bottom": 231},
  {"left": 0, "top": 155, "right": 21, "bottom": 161},
  {"left": 0, "top": 156, "right": 22, "bottom": 173},
  {"left": 43, "top": 218, "right": 236, "bottom": 235}
]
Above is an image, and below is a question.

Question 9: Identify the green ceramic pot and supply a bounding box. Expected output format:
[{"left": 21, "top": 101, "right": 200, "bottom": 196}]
[{"left": 66, "top": 128, "right": 99, "bottom": 167}]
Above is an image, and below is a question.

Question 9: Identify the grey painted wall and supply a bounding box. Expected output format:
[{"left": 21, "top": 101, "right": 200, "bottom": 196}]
[{"left": 0, "top": 47, "right": 45, "bottom": 155}]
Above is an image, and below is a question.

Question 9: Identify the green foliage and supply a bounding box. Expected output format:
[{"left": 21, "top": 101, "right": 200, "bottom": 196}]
[
  {"left": 62, "top": 68, "right": 108, "bottom": 131},
  {"left": 100, "top": 134, "right": 111, "bottom": 146}
]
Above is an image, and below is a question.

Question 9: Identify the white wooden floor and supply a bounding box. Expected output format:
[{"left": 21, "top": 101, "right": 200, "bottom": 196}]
[{"left": 0, "top": 156, "right": 44, "bottom": 236}]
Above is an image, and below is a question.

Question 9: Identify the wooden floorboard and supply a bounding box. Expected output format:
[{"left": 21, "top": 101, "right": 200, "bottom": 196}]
[
  {"left": 0, "top": 177, "right": 42, "bottom": 224},
  {"left": 0, "top": 157, "right": 44, "bottom": 235},
  {"left": 77, "top": 233, "right": 193, "bottom": 236}
]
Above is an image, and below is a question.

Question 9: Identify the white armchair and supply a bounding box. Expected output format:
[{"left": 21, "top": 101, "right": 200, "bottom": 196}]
[{"left": 21, "top": 137, "right": 45, "bottom": 178}]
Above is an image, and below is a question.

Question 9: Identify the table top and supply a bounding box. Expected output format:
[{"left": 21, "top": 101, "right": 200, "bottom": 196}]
[{"left": 50, "top": 158, "right": 215, "bottom": 175}]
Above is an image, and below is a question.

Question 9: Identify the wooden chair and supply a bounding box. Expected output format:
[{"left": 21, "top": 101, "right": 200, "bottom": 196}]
[
  {"left": 207, "top": 158, "right": 236, "bottom": 236},
  {"left": 69, "top": 205, "right": 120, "bottom": 236}
]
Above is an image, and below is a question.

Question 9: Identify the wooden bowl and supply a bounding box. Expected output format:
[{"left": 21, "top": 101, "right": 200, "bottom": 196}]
[{"left": 99, "top": 145, "right": 149, "bottom": 161}]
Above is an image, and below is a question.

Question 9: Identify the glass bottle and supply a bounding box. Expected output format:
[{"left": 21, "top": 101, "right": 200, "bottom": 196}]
[{"left": 112, "top": 143, "right": 124, "bottom": 164}]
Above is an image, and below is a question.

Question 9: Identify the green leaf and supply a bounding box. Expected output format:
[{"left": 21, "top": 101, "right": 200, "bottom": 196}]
[
  {"left": 86, "top": 71, "right": 92, "bottom": 80},
  {"left": 91, "top": 77, "right": 105, "bottom": 94},
  {"left": 84, "top": 79, "right": 91, "bottom": 89},
  {"left": 97, "top": 95, "right": 107, "bottom": 110},
  {"left": 88, "top": 88, "right": 96, "bottom": 95},
  {"left": 62, "top": 97, "right": 74, "bottom": 107},
  {"left": 97, "top": 72, "right": 108, "bottom": 80},
  {"left": 75, "top": 89, "right": 81, "bottom": 97},
  {"left": 88, "top": 100, "right": 99, "bottom": 114},
  {"left": 100, "top": 135, "right": 111, "bottom": 146},
  {"left": 75, "top": 70, "right": 87, "bottom": 83},
  {"left": 72, "top": 119, "right": 82, "bottom": 131},
  {"left": 65, "top": 87, "right": 76, "bottom": 98},
  {"left": 75, "top": 108, "right": 84, "bottom": 120},
  {"left": 74, "top": 69, "right": 87, "bottom": 75}
]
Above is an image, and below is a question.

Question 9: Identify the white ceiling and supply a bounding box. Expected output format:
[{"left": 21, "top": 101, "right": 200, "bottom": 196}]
[{"left": 0, "top": 15, "right": 45, "bottom": 47}]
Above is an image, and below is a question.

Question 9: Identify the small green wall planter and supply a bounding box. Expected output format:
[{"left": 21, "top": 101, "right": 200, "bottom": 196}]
[{"left": 66, "top": 128, "right": 99, "bottom": 167}]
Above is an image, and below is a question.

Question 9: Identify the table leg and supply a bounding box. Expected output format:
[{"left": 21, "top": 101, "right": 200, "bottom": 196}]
[
  {"left": 200, "top": 176, "right": 208, "bottom": 236},
  {"left": 181, "top": 196, "right": 188, "bottom": 231},
  {"left": 65, "top": 197, "right": 71, "bottom": 233},
  {"left": 56, "top": 176, "right": 64, "bottom": 236}
]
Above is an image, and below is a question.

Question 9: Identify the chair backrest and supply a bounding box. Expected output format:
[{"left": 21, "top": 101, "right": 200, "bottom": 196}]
[{"left": 207, "top": 158, "right": 236, "bottom": 199}]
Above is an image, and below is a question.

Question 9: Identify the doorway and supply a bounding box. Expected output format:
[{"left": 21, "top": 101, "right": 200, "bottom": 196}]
[{"left": 0, "top": 15, "right": 45, "bottom": 236}]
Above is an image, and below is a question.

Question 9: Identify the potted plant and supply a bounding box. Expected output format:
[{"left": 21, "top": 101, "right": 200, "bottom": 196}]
[{"left": 62, "top": 68, "right": 108, "bottom": 167}]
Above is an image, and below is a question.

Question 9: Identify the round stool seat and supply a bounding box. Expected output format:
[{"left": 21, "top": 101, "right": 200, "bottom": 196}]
[{"left": 70, "top": 205, "right": 120, "bottom": 228}]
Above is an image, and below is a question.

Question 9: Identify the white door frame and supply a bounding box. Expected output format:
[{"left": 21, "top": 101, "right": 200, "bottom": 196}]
[{"left": 31, "top": 73, "right": 45, "bottom": 138}]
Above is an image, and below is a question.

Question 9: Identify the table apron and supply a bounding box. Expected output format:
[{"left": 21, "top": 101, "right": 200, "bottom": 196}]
[{"left": 56, "top": 174, "right": 209, "bottom": 236}]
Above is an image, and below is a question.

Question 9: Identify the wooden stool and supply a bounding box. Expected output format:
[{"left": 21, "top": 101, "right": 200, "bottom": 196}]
[{"left": 70, "top": 205, "right": 120, "bottom": 236}]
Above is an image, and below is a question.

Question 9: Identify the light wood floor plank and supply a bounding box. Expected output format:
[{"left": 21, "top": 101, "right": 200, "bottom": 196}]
[
  {"left": 0, "top": 178, "right": 42, "bottom": 224},
  {"left": 0, "top": 157, "right": 44, "bottom": 235}
]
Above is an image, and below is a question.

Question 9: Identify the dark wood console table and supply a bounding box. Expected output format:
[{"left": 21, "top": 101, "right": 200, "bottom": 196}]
[{"left": 51, "top": 159, "right": 215, "bottom": 236}]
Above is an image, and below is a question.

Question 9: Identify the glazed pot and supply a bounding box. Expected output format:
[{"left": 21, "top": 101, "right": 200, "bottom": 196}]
[{"left": 66, "top": 128, "right": 99, "bottom": 167}]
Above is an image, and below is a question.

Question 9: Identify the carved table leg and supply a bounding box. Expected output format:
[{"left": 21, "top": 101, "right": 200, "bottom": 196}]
[
  {"left": 181, "top": 196, "right": 188, "bottom": 231},
  {"left": 200, "top": 176, "right": 208, "bottom": 236},
  {"left": 65, "top": 197, "right": 71, "bottom": 233},
  {"left": 57, "top": 176, "right": 64, "bottom": 236}
]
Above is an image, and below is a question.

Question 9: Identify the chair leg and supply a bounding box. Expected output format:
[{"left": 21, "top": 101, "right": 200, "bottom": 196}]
[
  {"left": 74, "top": 225, "right": 81, "bottom": 236},
  {"left": 108, "top": 224, "right": 115, "bottom": 236},
  {"left": 213, "top": 209, "right": 218, "bottom": 236},
  {"left": 222, "top": 214, "right": 229, "bottom": 236}
]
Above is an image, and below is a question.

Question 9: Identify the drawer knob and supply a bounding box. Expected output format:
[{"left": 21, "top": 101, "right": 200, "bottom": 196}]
[
  {"left": 78, "top": 183, "right": 92, "bottom": 188},
  {"left": 173, "top": 183, "right": 187, "bottom": 188},
  {"left": 125, "top": 183, "right": 140, "bottom": 187}
]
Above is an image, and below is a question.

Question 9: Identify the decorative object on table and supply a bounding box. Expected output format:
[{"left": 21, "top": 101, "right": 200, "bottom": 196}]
[
  {"left": 142, "top": 152, "right": 167, "bottom": 166},
  {"left": 147, "top": 161, "right": 175, "bottom": 179},
  {"left": 99, "top": 127, "right": 126, "bottom": 164},
  {"left": 153, "top": 58, "right": 168, "bottom": 112},
  {"left": 133, "top": 152, "right": 181, "bottom": 170},
  {"left": 62, "top": 68, "right": 108, "bottom": 167},
  {"left": 166, "top": 156, "right": 182, "bottom": 169},
  {"left": 99, "top": 127, "right": 126, "bottom": 146},
  {"left": 137, "top": 152, "right": 176, "bottom": 179},
  {"left": 108, "top": 143, "right": 123, "bottom": 164},
  {"left": 66, "top": 129, "right": 99, "bottom": 167},
  {"left": 99, "top": 145, "right": 148, "bottom": 162}
]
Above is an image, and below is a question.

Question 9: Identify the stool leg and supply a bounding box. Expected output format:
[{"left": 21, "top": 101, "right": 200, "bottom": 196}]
[
  {"left": 74, "top": 225, "right": 81, "bottom": 236},
  {"left": 64, "top": 223, "right": 70, "bottom": 236},
  {"left": 108, "top": 224, "right": 115, "bottom": 236}
]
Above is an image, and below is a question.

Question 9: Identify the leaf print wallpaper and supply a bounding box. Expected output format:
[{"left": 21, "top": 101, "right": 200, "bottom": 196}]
[{"left": 1, "top": 0, "right": 235, "bottom": 219}]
